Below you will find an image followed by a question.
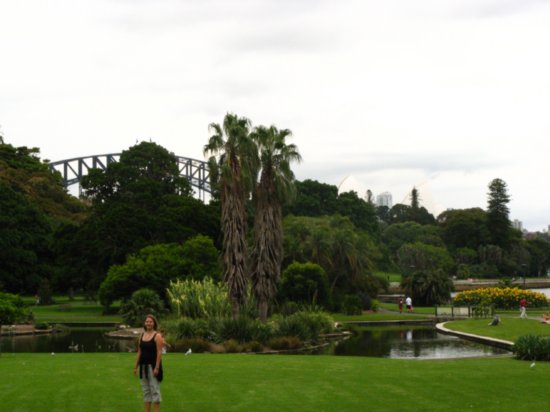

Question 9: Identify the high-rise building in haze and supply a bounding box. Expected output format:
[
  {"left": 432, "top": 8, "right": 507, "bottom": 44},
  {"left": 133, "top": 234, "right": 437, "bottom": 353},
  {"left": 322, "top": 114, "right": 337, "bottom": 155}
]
[
  {"left": 512, "top": 219, "right": 523, "bottom": 231},
  {"left": 376, "top": 192, "right": 393, "bottom": 208}
]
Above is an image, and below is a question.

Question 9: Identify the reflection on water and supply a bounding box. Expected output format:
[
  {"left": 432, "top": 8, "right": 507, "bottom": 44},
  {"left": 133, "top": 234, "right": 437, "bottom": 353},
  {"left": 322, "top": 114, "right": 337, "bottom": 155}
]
[
  {"left": 0, "top": 328, "right": 136, "bottom": 353},
  {"left": 327, "top": 326, "right": 510, "bottom": 359}
]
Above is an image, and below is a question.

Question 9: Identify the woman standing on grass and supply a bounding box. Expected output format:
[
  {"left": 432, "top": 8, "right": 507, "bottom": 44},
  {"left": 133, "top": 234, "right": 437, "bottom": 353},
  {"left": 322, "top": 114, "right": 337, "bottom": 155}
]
[{"left": 134, "top": 314, "right": 163, "bottom": 412}]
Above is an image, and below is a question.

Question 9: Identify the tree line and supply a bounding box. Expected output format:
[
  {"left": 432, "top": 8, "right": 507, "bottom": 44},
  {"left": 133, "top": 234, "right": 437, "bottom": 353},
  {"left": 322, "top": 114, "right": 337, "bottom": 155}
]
[{"left": 1, "top": 116, "right": 550, "bottom": 318}]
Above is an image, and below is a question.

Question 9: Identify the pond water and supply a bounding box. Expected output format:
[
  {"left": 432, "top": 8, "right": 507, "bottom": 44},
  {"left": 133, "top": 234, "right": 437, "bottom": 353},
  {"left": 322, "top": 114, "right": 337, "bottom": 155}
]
[
  {"left": 0, "top": 328, "right": 135, "bottom": 354},
  {"left": 323, "top": 326, "right": 510, "bottom": 359},
  {"left": 2, "top": 326, "right": 510, "bottom": 359}
]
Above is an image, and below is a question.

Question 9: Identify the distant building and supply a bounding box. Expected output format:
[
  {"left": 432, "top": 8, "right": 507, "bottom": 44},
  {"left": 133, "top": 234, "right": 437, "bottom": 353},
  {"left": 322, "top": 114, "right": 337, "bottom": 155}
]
[
  {"left": 512, "top": 219, "right": 523, "bottom": 231},
  {"left": 376, "top": 191, "right": 393, "bottom": 208}
]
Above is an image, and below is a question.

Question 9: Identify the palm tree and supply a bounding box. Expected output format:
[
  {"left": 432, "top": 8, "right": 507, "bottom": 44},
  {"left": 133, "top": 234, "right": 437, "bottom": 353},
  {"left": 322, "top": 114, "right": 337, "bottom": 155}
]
[
  {"left": 203, "top": 113, "right": 258, "bottom": 318},
  {"left": 250, "top": 125, "right": 301, "bottom": 322}
]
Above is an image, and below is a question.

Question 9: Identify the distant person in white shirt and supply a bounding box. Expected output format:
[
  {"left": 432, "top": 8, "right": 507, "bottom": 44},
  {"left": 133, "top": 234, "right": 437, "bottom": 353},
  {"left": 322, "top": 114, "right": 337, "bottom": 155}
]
[{"left": 405, "top": 296, "right": 413, "bottom": 312}]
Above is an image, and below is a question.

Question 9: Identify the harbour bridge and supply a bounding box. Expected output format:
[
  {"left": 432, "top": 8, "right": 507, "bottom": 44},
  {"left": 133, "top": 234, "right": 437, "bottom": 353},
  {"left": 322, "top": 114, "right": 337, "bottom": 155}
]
[{"left": 48, "top": 153, "right": 212, "bottom": 201}]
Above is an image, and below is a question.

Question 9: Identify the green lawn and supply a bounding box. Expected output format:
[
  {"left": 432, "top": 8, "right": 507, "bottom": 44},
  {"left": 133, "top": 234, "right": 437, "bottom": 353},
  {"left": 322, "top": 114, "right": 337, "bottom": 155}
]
[
  {"left": 0, "top": 353, "right": 548, "bottom": 411},
  {"left": 442, "top": 317, "right": 550, "bottom": 342},
  {"left": 26, "top": 297, "right": 122, "bottom": 324}
]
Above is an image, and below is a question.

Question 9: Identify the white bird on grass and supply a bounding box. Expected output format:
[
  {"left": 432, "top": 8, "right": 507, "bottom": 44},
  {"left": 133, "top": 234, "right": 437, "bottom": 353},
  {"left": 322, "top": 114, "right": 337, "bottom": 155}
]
[
  {"left": 185, "top": 348, "right": 192, "bottom": 356},
  {"left": 530, "top": 362, "right": 536, "bottom": 368}
]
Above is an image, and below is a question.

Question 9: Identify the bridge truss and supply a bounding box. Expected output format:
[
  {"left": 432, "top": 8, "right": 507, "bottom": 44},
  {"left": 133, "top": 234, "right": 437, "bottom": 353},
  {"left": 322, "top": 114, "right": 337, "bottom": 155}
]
[{"left": 48, "top": 153, "right": 212, "bottom": 201}]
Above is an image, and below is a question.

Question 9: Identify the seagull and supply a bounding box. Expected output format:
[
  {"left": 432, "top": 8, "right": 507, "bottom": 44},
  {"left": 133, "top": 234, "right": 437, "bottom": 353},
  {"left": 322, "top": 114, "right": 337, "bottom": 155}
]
[
  {"left": 530, "top": 362, "right": 536, "bottom": 368},
  {"left": 185, "top": 348, "right": 192, "bottom": 356},
  {"left": 488, "top": 315, "right": 500, "bottom": 326}
]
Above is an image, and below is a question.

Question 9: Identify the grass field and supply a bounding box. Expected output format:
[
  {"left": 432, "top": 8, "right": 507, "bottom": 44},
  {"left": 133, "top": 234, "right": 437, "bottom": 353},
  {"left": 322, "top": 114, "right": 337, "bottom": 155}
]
[
  {"left": 0, "top": 352, "right": 548, "bottom": 412},
  {"left": 24, "top": 297, "right": 122, "bottom": 324},
  {"left": 442, "top": 317, "right": 550, "bottom": 342}
]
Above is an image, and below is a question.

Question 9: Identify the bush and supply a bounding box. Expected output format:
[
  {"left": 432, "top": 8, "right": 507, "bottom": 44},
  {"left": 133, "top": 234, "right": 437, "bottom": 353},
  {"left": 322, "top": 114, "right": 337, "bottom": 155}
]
[
  {"left": 275, "top": 310, "right": 334, "bottom": 343},
  {"left": 279, "top": 262, "right": 331, "bottom": 307},
  {"left": 341, "top": 295, "right": 362, "bottom": 315},
  {"left": 454, "top": 287, "right": 549, "bottom": 309},
  {"left": 119, "top": 288, "right": 165, "bottom": 327},
  {"left": 513, "top": 335, "right": 550, "bottom": 361}
]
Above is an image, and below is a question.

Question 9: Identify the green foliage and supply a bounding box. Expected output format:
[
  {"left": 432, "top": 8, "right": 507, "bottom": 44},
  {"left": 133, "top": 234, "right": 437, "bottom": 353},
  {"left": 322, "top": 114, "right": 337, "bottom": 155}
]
[
  {"left": 37, "top": 278, "right": 54, "bottom": 305},
  {"left": 283, "top": 215, "right": 381, "bottom": 295},
  {"left": 167, "top": 277, "right": 230, "bottom": 319},
  {"left": 397, "top": 241, "right": 454, "bottom": 274},
  {"left": 486, "top": 178, "right": 512, "bottom": 248},
  {"left": 99, "top": 236, "right": 220, "bottom": 307},
  {"left": 279, "top": 262, "right": 330, "bottom": 307},
  {"left": 119, "top": 288, "right": 165, "bottom": 327},
  {"left": 77, "top": 141, "right": 220, "bottom": 289},
  {"left": 382, "top": 222, "right": 443, "bottom": 258},
  {"left": 0, "top": 181, "right": 52, "bottom": 293},
  {"left": 0, "top": 292, "right": 26, "bottom": 326},
  {"left": 402, "top": 269, "right": 454, "bottom": 306},
  {"left": 275, "top": 310, "right": 334, "bottom": 343},
  {"left": 454, "top": 287, "right": 549, "bottom": 309},
  {"left": 438, "top": 208, "right": 490, "bottom": 251},
  {"left": 513, "top": 335, "right": 550, "bottom": 361},
  {"left": 341, "top": 294, "right": 362, "bottom": 315}
]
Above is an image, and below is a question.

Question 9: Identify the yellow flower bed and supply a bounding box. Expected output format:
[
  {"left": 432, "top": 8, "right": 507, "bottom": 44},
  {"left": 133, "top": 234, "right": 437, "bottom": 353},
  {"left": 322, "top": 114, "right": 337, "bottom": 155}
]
[{"left": 454, "top": 287, "right": 548, "bottom": 309}]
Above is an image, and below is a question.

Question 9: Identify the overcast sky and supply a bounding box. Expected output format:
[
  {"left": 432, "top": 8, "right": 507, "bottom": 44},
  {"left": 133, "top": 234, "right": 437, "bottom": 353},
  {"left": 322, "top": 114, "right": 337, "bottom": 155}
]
[{"left": 1, "top": 0, "right": 549, "bottom": 231}]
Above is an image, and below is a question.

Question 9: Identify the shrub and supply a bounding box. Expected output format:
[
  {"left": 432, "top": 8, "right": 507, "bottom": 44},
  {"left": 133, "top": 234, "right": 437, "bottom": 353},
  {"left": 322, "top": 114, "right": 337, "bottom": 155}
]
[
  {"left": 119, "top": 288, "right": 165, "bottom": 327},
  {"left": 513, "top": 335, "right": 550, "bottom": 361},
  {"left": 276, "top": 310, "right": 334, "bottom": 343},
  {"left": 341, "top": 295, "right": 362, "bottom": 315},
  {"left": 172, "top": 337, "right": 211, "bottom": 353},
  {"left": 454, "top": 287, "right": 548, "bottom": 309},
  {"left": 279, "top": 262, "right": 331, "bottom": 307}
]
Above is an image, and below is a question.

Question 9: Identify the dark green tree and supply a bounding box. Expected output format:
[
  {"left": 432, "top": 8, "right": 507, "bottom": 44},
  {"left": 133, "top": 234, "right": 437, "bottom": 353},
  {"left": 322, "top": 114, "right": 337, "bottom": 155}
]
[
  {"left": 75, "top": 141, "right": 218, "bottom": 291},
  {"left": 486, "top": 178, "right": 512, "bottom": 248},
  {"left": 283, "top": 179, "right": 339, "bottom": 217}
]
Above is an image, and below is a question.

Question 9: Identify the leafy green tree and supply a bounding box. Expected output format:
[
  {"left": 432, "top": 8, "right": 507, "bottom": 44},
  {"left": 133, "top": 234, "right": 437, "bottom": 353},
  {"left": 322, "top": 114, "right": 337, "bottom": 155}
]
[
  {"left": 486, "top": 178, "right": 512, "bottom": 248},
  {"left": 525, "top": 238, "right": 550, "bottom": 277},
  {"left": 396, "top": 242, "right": 454, "bottom": 275},
  {"left": 0, "top": 181, "right": 52, "bottom": 293},
  {"left": 402, "top": 269, "right": 453, "bottom": 306},
  {"left": 204, "top": 113, "right": 258, "bottom": 318},
  {"left": 99, "top": 236, "right": 220, "bottom": 307},
  {"left": 250, "top": 125, "right": 301, "bottom": 322},
  {"left": 382, "top": 221, "right": 443, "bottom": 259},
  {"left": 279, "top": 262, "right": 330, "bottom": 307},
  {"left": 438, "top": 208, "right": 491, "bottom": 251},
  {"left": 76, "top": 142, "right": 218, "bottom": 290},
  {"left": 283, "top": 179, "right": 339, "bottom": 217},
  {"left": 336, "top": 191, "right": 379, "bottom": 234},
  {"left": 283, "top": 215, "right": 381, "bottom": 296}
]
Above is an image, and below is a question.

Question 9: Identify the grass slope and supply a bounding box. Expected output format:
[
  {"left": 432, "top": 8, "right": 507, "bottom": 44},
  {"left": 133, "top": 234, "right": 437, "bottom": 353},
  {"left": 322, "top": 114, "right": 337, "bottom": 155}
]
[
  {"left": 0, "top": 353, "right": 548, "bottom": 412},
  {"left": 443, "top": 318, "right": 550, "bottom": 342}
]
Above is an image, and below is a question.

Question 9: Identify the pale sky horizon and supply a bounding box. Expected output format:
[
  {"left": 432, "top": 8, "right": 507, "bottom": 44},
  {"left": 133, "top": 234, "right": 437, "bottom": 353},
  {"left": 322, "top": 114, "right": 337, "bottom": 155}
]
[{"left": 1, "top": 0, "right": 549, "bottom": 232}]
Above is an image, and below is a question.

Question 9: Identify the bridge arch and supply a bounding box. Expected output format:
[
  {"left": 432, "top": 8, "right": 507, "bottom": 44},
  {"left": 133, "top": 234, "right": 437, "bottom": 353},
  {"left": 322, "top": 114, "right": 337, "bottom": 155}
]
[{"left": 48, "top": 153, "right": 211, "bottom": 201}]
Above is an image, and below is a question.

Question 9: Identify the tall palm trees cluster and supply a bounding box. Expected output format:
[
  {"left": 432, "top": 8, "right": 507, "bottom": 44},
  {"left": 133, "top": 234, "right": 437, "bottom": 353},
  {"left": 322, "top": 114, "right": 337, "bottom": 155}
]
[{"left": 204, "top": 113, "right": 301, "bottom": 321}]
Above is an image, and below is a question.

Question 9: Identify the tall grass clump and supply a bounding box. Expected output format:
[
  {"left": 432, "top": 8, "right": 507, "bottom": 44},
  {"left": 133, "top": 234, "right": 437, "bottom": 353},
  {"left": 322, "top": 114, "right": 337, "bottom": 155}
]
[
  {"left": 513, "top": 335, "right": 550, "bottom": 361},
  {"left": 167, "top": 277, "right": 231, "bottom": 319}
]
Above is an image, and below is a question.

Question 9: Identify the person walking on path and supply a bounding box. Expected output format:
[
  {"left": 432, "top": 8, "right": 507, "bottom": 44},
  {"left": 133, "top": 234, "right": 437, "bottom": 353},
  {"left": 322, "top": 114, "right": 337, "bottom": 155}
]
[
  {"left": 405, "top": 296, "right": 413, "bottom": 313},
  {"left": 134, "top": 314, "right": 164, "bottom": 412},
  {"left": 398, "top": 297, "right": 404, "bottom": 313},
  {"left": 519, "top": 298, "right": 528, "bottom": 319}
]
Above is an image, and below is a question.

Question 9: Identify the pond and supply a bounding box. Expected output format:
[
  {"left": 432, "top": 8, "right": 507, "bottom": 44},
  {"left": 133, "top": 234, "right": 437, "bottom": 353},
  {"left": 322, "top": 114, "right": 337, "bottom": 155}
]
[
  {"left": 2, "top": 326, "right": 510, "bottom": 359},
  {"left": 323, "top": 326, "right": 510, "bottom": 359},
  {"left": 0, "top": 328, "right": 135, "bottom": 354}
]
